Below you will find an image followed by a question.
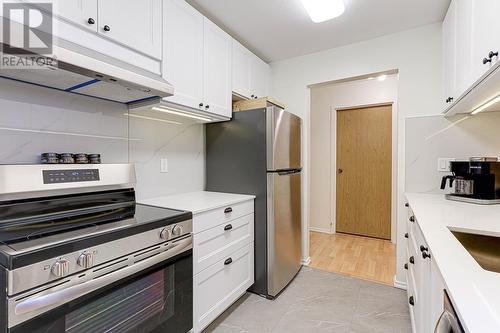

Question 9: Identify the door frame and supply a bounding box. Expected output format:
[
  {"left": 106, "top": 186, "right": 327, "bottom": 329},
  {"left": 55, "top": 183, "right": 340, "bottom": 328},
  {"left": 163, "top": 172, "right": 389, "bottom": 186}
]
[{"left": 329, "top": 102, "right": 398, "bottom": 243}]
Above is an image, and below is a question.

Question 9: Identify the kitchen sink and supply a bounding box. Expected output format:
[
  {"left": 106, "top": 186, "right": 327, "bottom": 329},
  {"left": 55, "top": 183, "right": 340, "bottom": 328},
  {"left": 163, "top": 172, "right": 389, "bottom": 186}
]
[{"left": 451, "top": 230, "right": 500, "bottom": 273}]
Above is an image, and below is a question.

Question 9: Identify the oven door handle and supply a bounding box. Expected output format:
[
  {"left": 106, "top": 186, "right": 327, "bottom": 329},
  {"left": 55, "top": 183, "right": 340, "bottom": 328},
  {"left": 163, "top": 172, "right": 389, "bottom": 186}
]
[{"left": 14, "top": 236, "right": 192, "bottom": 317}]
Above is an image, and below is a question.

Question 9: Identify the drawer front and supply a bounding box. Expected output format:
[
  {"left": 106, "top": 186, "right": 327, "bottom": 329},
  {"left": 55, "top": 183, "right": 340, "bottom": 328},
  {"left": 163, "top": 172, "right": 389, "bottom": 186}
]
[
  {"left": 193, "top": 213, "right": 254, "bottom": 274},
  {"left": 193, "top": 242, "right": 254, "bottom": 333},
  {"left": 193, "top": 200, "right": 254, "bottom": 234}
]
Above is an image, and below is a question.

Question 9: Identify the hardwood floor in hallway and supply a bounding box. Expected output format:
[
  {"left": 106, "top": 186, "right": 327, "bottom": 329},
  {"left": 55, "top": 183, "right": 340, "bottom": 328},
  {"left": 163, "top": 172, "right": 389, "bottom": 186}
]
[{"left": 309, "top": 231, "right": 396, "bottom": 285}]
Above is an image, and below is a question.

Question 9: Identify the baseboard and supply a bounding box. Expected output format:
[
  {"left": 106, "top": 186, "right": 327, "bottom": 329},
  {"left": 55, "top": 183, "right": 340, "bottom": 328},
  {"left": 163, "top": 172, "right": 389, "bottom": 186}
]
[
  {"left": 301, "top": 257, "right": 311, "bottom": 266},
  {"left": 309, "top": 227, "right": 332, "bottom": 234},
  {"left": 394, "top": 277, "right": 407, "bottom": 290}
]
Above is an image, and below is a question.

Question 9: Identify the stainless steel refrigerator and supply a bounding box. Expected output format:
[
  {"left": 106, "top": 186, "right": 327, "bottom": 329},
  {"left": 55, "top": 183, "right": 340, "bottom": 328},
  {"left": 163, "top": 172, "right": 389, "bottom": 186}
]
[{"left": 205, "top": 104, "right": 302, "bottom": 299}]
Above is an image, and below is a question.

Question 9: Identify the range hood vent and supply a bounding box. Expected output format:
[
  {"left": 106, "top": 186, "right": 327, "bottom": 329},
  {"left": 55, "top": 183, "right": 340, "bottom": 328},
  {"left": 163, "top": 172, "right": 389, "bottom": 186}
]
[{"left": 0, "top": 44, "right": 174, "bottom": 105}]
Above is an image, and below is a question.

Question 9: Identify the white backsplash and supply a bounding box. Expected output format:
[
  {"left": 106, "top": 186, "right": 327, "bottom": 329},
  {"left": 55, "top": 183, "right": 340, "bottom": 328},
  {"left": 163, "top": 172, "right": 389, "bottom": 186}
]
[
  {"left": 0, "top": 78, "right": 205, "bottom": 199},
  {"left": 405, "top": 112, "right": 500, "bottom": 193}
]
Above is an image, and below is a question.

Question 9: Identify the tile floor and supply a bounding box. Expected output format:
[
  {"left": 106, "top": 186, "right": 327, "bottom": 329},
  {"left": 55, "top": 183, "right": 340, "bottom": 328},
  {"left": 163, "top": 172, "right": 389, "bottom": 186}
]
[
  {"left": 204, "top": 267, "right": 411, "bottom": 333},
  {"left": 310, "top": 232, "right": 396, "bottom": 285}
]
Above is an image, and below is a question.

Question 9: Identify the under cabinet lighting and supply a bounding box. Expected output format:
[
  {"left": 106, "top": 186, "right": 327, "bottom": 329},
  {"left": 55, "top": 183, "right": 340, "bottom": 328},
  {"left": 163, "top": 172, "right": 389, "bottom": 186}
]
[
  {"left": 471, "top": 95, "right": 500, "bottom": 115},
  {"left": 152, "top": 106, "right": 212, "bottom": 122},
  {"left": 125, "top": 113, "right": 183, "bottom": 125},
  {"left": 377, "top": 75, "right": 387, "bottom": 82},
  {"left": 300, "top": 0, "right": 345, "bottom": 23}
]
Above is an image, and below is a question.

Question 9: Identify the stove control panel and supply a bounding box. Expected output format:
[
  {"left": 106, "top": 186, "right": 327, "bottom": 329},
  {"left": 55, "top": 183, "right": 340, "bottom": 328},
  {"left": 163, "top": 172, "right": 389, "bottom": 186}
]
[
  {"left": 42, "top": 169, "right": 100, "bottom": 184},
  {"left": 51, "top": 259, "right": 70, "bottom": 278}
]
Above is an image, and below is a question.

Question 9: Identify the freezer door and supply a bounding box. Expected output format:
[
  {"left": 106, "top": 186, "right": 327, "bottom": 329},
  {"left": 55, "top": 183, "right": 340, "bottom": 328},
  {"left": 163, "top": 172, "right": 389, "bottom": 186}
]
[
  {"left": 266, "top": 106, "right": 301, "bottom": 171},
  {"left": 267, "top": 170, "right": 302, "bottom": 297}
]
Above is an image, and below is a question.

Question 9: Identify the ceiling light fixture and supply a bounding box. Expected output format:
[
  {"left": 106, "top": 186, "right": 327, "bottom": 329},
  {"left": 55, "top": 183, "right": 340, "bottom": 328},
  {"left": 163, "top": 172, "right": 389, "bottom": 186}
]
[
  {"left": 471, "top": 95, "right": 500, "bottom": 115},
  {"left": 152, "top": 106, "right": 212, "bottom": 122},
  {"left": 300, "top": 0, "right": 345, "bottom": 23}
]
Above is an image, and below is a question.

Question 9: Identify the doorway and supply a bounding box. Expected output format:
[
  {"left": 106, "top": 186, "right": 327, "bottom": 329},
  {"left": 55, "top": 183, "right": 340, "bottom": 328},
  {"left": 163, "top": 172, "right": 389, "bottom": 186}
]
[{"left": 335, "top": 104, "right": 392, "bottom": 239}]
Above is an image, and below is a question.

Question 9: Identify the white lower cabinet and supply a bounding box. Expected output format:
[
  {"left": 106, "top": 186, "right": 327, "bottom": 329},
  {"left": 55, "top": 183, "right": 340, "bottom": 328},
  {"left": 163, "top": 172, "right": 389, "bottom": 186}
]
[
  {"left": 194, "top": 242, "right": 254, "bottom": 332},
  {"left": 406, "top": 206, "right": 447, "bottom": 333},
  {"left": 192, "top": 199, "right": 255, "bottom": 333}
]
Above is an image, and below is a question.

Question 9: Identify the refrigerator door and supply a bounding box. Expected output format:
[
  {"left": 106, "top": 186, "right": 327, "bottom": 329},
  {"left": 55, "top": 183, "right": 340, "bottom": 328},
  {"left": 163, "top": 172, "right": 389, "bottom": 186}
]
[
  {"left": 267, "top": 170, "right": 302, "bottom": 297},
  {"left": 266, "top": 106, "right": 302, "bottom": 171}
]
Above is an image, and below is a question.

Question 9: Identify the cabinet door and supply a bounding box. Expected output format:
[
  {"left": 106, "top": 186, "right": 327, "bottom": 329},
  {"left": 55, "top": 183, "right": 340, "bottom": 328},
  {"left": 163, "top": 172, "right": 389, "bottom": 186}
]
[
  {"left": 471, "top": 0, "right": 500, "bottom": 80},
  {"left": 203, "top": 18, "right": 232, "bottom": 118},
  {"left": 55, "top": 0, "right": 98, "bottom": 32},
  {"left": 250, "top": 55, "right": 270, "bottom": 99},
  {"left": 98, "top": 0, "right": 162, "bottom": 59},
  {"left": 232, "top": 39, "right": 252, "bottom": 99},
  {"left": 442, "top": 0, "right": 457, "bottom": 108},
  {"left": 454, "top": 0, "right": 474, "bottom": 98},
  {"left": 429, "top": 259, "right": 445, "bottom": 333},
  {"left": 163, "top": 0, "right": 204, "bottom": 109}
]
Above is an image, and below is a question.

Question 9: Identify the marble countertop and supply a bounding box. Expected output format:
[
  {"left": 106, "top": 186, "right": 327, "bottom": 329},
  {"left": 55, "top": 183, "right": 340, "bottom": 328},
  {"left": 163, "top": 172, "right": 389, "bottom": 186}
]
[
  {"left": 406, "top": 193, "right": 500, "bottom": 333},
  {"left": 139, "top": 191, "right": 255, "bottom": 215}
]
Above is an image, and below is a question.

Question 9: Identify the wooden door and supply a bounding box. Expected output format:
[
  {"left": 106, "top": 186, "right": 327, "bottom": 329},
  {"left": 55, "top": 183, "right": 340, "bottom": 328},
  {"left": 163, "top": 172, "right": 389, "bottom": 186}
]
[
  {"left": 203, "top": 18, "right": 232, "bottom": 118},
  {"left": 163, "top": 0, "right": 204, "bottom": 109},
  {"left": 336, "top": 105, "right": 392, "bottom": 239},
  {"left": 98, "top": 0, "right": 162, "bottom": 59}
]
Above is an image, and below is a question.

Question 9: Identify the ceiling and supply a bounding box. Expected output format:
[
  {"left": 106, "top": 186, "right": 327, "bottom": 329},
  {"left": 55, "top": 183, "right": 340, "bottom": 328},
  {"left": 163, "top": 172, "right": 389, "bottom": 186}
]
[{"left": 187, "top": 0, "right": 451, "bottom": 62}]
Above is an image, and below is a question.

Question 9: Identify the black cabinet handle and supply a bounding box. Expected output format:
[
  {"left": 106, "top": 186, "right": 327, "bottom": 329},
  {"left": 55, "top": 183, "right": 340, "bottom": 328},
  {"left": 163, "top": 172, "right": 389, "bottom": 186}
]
[
  {"left": 224, "top": 224, "right": 233, "bottom": 231},
  {"left": 224, "top": 258, "right": 233, "bottom": 265},
  {"left": 103, "top": 25, "right": 111, "bottom": 32},
  {"left": 483, "top": 57, "right": 492, "bottom": 65},
  {"left": 409, "top": 296, "right": 415, "bottom": 306},
  {"left": 224, "top": 207, "right": 233, "bottom": 214},
  {"left": 405, "top": 203, "right": 409, "bottom": 207},
  {"left": 420, "top": 245, "right": 429, "bottom": 252},
  {"left": 489, "top": 51, "right": 499, "bottom": 59},
  {"left": 404, "top": 263, "right": 408, "bottom": 270},
  {"left": 205, "top": 105, "right": 210, "bottom": 109},
  {"left": 87, "top": 18, "right": 95, "bottom": 25},
  {"left": 422, "top": 252, "right": 431, "bottom": 259},
  {"left": 446, "top": 97, "right": 454, "bottom": 103},
  {"left": 409, "top": 216, "right": 415, "bottom": 222},
  {"left": 409, "top": 256, "right": 415, "bottom": 264},
  {"left": 254, "top": 96, "right": 258, "bottom": 99},
  {"left": 199, "top": 102, "right": 204, "bottom": 107},
  {"left": 251, "top": 95, "right": 255, "bottom": 98},
  {"left": 404, "top": 233, "right": 409, "bottom": 239}
]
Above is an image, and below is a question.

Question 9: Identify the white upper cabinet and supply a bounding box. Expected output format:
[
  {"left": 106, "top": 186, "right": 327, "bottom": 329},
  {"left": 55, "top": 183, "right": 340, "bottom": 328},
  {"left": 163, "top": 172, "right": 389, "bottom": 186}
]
[
  {"left": 232, "top": 39, "right": 270, "bottom": 99},
  {"left": 163, "top": 0, "right": 204, "bottom": 109},
  {"left": 97, "top": 0, "right": 162, "bottom": 59},
  {"left": 203, "top": 19, "right": 232, "bottom": 118},
  {"left": 443, "top": 0, "right": 500, "bottom": 114},
  {"left": 232, "top": 40, "right": 252, "bottom": 98},
  {"left": 250, "top": 55, "right": 270, "bottom": 99},
  {"left": 471, "top": 0, "right": 500, "bottom": 80},
  {"left": 55, "top": 0, "right": 98, "bottom": 32},
  {"left": 442, "top": 0, "right": 457, "bottom": 107}
]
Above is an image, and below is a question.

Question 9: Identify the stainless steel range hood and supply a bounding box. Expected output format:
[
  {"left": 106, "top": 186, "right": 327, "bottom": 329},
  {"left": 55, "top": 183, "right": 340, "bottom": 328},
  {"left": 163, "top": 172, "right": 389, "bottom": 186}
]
[{"left": 0, "top": 44, "right": 174, "bottom": 105}]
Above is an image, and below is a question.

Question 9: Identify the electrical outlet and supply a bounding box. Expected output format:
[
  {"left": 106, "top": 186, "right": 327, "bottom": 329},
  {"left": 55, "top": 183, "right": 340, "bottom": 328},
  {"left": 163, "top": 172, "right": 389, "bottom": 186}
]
[
  {"left": 160, "top": 158, "right": 168, "bottom": 173},
  {"left": 437, "top": 158, "right": 455, "bottom": 172}
]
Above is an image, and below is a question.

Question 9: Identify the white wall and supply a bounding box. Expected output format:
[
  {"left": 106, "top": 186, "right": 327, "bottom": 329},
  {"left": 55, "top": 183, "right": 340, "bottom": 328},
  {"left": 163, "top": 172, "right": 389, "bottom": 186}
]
[
  {"left": 270, "top": 23, "right": 443, "bottom": 286},
  {"left": 0, "top": 78, "right": 205, "bottom": 199},
  {"left": 310, "top": 75, "right": 399, "bottom": 241},
  {"left": 406, "top": 112, "right": 500, "bottom": 194}
]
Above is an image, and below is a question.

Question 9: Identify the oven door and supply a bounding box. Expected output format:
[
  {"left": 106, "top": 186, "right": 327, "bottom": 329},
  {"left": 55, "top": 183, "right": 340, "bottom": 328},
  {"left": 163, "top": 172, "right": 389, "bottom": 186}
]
[{"left": 8, "top": 237, "right": 193, "bottom": 333}]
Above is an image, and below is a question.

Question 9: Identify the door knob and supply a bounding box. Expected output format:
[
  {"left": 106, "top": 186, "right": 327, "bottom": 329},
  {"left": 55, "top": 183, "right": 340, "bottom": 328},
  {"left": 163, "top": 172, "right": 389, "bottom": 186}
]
[{"left": 338, "top": 168, "right": 343, "bottom": 174}]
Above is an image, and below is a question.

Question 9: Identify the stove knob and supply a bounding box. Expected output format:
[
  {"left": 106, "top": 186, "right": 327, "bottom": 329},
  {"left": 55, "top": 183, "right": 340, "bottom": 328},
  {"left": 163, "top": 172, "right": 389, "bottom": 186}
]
[
  {"left": 160, "top": 227, "right": 172, "bottom": 240},
  {"left": 51, "top": 259, "right": 70, "bottom": 278},
  {"left": 77, "top": 251, "right": 94, "bottom": 269},
  {"left": 172, "top": 224, "right": 183, "bottom": 237}
]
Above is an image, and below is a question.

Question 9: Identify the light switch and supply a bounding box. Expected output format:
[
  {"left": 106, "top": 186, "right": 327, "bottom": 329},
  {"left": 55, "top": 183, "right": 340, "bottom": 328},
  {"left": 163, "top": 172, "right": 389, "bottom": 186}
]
[
  {"left": 160, "top": 158, "right": 168, "bottom": 173},
  {"left": 437, "top": 158, "right": 455, "bottom": 172}
]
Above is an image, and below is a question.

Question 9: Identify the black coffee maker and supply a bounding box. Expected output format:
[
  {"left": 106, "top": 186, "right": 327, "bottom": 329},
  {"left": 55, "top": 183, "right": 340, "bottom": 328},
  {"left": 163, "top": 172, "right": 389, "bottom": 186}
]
[{"left": 441, "top": 159, "right": 500, "bottom": 204}]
